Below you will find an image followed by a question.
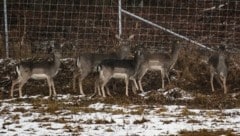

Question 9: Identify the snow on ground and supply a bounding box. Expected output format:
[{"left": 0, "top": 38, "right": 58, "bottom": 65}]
[{"left": 0, "top": 95, "right": 240, "bottom": 136}]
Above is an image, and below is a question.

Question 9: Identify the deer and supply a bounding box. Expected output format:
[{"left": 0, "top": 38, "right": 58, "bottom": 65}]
[
  {"left": 207, "top": 46, "right": 228, "bottom": 94},
  {"left": 10, "top": 46, "right": 61, "bottom": 98},
  {"left": 73, "top": 34, "right": 134, "bottom": 96},
  {"left": 136, "top": 43, "right": 181, "bottom": 92},
  {"left": 97, "top": 50, "right": 144, "bottom": 97}
]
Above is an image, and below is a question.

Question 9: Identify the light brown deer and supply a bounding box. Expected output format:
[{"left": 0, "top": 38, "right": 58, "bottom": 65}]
[
  {"left": 10, "top": 47, "right": 61, "bottom": 98},
  {"left": 136, "top": 44, "right": 181, "bottom": 92},
  {"left": 73, "top": 35, "right": 134, "bottom": 95},
  {"left": 97, "top": 50, "right": 144, "bottom": 97},
  {"left": 208, "top": 46, "right": 228, "bottom": 94}
]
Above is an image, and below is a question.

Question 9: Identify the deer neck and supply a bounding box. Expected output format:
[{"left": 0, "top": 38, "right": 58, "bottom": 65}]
[
  {"left": 117, "top": 45, "right": 130, "bottom": 59},
  {"left": 53, "top": 53, "right": 61, "bottom": 69},
  {"left": 133, "top": 53, "right": 143, "bottom": 77},
  {"left": 218, "top": 54, "right": 225, "bottom": 65},
  {"left": 169, "top": 46, "right": 181, "bottom": 68}
]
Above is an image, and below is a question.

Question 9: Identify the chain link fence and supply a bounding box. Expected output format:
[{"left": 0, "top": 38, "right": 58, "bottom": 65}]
[{"left": 0, "top": 0, "right": 239, "bottom": 58}]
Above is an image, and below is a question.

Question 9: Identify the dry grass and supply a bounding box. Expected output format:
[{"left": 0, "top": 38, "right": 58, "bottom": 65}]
[
  {"left": 186, "top": 119, "right": 200, "bottom": 124},
  {"left": 181, "top": 108, "right": 196, "bottom": 116},
  {"left": 155, "top": 107, "right": 168, "bottom": 114},
  {"left": 133, "top": 117, "right": 149, "bottom": 124},
  {"left": 105, "top": 127, "right": 114, "bottom": 132},
  {"left": 162, "top": 120, "right": 173, "bottom": 124},
  {"left": 129, "top": 107, "right": 145, "bottom": 115},
  {"left": 179, "top": 129, "right": 236, "bottom": 136},
  {"left": 63, "top": 125, "right": 83, "bottom": 133},
  {"left": 12, "top": 108, "right": 28, "bottom": 113},
  {"left": 95, "top": 118, "right": 115, "bottom": 124}
]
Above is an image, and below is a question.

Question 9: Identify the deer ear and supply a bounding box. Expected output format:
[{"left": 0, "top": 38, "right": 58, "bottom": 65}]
[
  {"left": 128, "top": 35, "right": 135, "bottom": 40},
  {"left": 115, "top": 34, "right": 121, "bottom": 40}
]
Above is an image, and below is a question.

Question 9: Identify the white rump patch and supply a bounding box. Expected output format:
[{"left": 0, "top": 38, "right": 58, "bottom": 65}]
[
  {"left": 150, "top": 65, "right": 163, "bottom": 70},
  {"left": 31, "top": 74, "right": 48, "bottom": 80},
  {"left": 149, "top": 60, "right": 160, "bottom": 63},
  {"left": 112, "top": 73, "right": 127, "bottom": 79}
]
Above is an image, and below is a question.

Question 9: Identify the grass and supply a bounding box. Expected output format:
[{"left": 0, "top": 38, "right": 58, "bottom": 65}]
[
  {"left": 105, "top": 127, "right": 114, "bottom": 132},
  {"left": 12, "top": 108, "right": 28, "bottom": 113},
  {"left": 83, "top": 118, "right": 115, "bottom": 124},
  {"left": 133, "top": 117, "right": 149, "bottom": 124},
  {"left": 186, "top": 119, "right": 200, "bottom": 124},
  {"left": 155, "top": 107, "right": 168, "bottom": 114},
  {"left": 0, "top": 107, "right": 10, "bottom": 114},
  {"left": 129, "top": 107, "right": 145, "bottom": 115},
  {"left": 162, "top": 120, "right": 173, "bottom": 124},
  {"left": 63, "top": 125, "right": 83, "bottom": 133},
  {"left": 181, "top": 108, "right": 196, "bottom": 116},
  {"left": 95, "top": 118, "right": 115, "bottom": 124},
  {"left": 45, "top": 101, "right": 61, "bottom": 114},
  {"left": 12, "top": 114, "right": 20, "bottom": 121},
  {"left": 32, "top": 117, "right": 50, "bottom": 122},
  {"left": 179, "top": 129, "right": 236, "bottom": 136}
]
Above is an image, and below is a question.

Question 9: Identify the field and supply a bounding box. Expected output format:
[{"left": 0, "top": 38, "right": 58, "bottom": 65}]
[
  {"left": 1, "top": 58, "right": 240, "bottom": 135},
  {"left": 0, "top": 92, "right": 240, "bottom": 136}
]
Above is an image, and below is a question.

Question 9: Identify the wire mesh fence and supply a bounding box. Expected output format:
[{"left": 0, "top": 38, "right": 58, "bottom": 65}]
[{"left": 0, "top": 0, "right": 239, "bottom": 58}]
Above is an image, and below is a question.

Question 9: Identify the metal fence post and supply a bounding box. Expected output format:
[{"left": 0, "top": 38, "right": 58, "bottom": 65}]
[
  {"left": 3, "top": 0, "right": 9, "bottom": 58},
  {"left": 118, "top": 0, "right": 122, "bottom": 37}
]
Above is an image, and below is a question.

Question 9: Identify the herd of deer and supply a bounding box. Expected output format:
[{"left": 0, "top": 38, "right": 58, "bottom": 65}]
[{"left": 10, "top": 35, "right": 228, "bottom": 98}]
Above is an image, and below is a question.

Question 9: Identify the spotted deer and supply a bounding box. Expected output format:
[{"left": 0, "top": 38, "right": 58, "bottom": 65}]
[
  {"left": 73, "top": 35, "right": 134, "bottom": 95},
  {"left": 208, "top": 46, "right": 228, "bottom": 94},
  {"left": 10, "top": 47, "right": 61, "bottom": 98},
  {"left": 136, "top": 44, "right": 181, "bottom": 92},
  {"left": 97, "top": 50, "right": 144, "bottom": 97}
]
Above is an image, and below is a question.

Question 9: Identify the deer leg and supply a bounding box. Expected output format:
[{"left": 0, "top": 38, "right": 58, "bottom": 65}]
[
  {"left": 215, "top": 76, "right": 223, "bottom": 88},
  {"left": 125, "top": 77, "right": 129, "bottom": 96},
  {"left": 97, "top": 85, "right": 102, "bottom": 96},
  {"left": 92, "top": 79, "right": 101, "bottom": 97},
  {"left": 132, "top": 81, "right": 137, "bottom": 94},
  {"left": 72, "top": 71, "right": 79, "bottom": 92},
  {"left": 93, "top": 80, "right": 98, "bottom": 96},
  {"left": 105, "top": 85, "right": 112, "bottom": 96},
  {"left": 132, "top": 79, "right": 139, "bottom": 90},
  {"left": 18, "top": 78, "right": 28, "bottom": 98},
  {"left": 131, "top": 79, "right": 138, "bottom": 94},
  {"left": 78, "top": 71, "right": 89, "bottom": 96},
  {"left": 210, "top": 72, "right": 215, "bottom": 92},
  {"left": 223, "top": 77, "right": 227, "bottom": 94},
  {"left": 137, "top": 67, "right": 148, "bottom": 92},
  {"left": 10, "top": 78, "right": 20, "bottom": 97},
  {"left": 161, "top": 69, "right": 165, "bottom": 89},
  {"left": 50, "top": 78, "right": 57, "bottom": 96},
  {"left": 220, "top": 76, "right": 227, "bottom": 94},
  {"left": 46, "top": 77, "right": 52, "bottom": 96},
  {"left": 100, "top": 80, "right": 108, "bottom": 98},
  {"left": 165, "top": 70, "right": 171, "bottom": 84}
]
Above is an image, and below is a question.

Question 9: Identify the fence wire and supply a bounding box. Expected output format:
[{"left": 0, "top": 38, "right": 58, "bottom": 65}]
[{"left": 0, "top": 0, "right": 239, "bottom": 58}]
